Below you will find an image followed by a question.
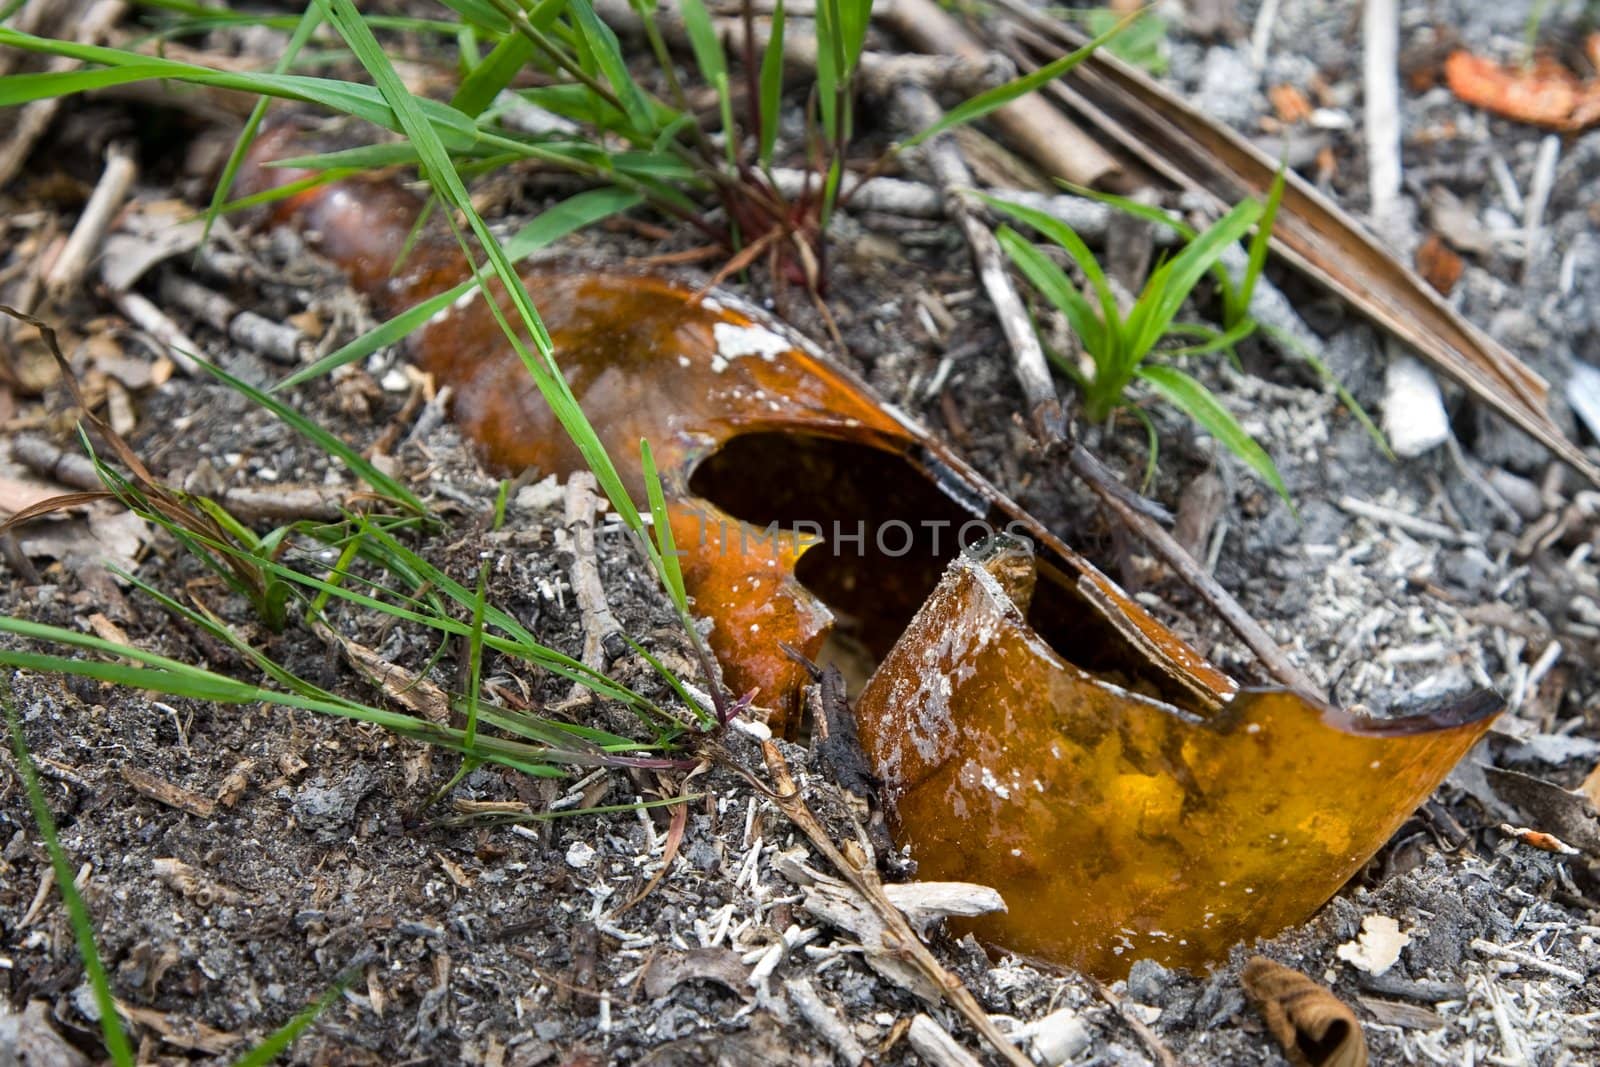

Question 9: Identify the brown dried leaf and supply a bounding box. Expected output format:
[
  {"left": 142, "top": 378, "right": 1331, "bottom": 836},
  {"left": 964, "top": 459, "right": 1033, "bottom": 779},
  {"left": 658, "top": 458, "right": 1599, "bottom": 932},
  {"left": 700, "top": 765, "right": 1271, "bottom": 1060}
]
[
  {"left": 1415, "top": 233, "right": 1464, "bottom": 296},
  {"left": 1485, "top": 766, "right": 1600, "bottom": 855},
  {"left": 1241, "top": 957, "right": 1369, "bottom": 1067},
  {"left": 641, "top": 948, "right": 751, "bottom": 1001},
  {"left": 1445, "top": 50, "right": 1600, "bottom": 132},
  {"left": 1269, "top": 84, "right": 1314, "bottom": 124}
]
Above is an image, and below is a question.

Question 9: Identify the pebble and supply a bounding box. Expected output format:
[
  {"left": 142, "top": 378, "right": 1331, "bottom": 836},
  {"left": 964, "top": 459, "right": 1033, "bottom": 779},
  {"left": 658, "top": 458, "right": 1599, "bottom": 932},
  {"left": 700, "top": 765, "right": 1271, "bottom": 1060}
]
[
  {"left": 1383, "top": 351, "right": 1451, "bottom": 458},
  {"left": 1024, "top": 1008, "right": 1090, "bottom": 1066}
]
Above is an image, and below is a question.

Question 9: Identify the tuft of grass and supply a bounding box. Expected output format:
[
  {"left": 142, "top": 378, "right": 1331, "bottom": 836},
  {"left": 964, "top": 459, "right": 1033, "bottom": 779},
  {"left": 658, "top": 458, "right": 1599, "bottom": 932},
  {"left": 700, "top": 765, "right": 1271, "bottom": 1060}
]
[
  {"left": 982, "top": 190, "right": 1291, "bottom": 506},
  {"left": 1060, "top": 171, "right": 1391, "bottom": 460}
]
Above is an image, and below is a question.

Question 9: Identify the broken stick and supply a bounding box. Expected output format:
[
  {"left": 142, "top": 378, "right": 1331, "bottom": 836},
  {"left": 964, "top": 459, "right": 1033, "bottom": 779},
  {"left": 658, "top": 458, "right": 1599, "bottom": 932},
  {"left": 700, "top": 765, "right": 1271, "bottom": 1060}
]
[
  {"left": 45, "top": 143, "right": 136, "bottom": 305},
  {"left": 557, "top": 471, "right": 623, "bottom": 698}
]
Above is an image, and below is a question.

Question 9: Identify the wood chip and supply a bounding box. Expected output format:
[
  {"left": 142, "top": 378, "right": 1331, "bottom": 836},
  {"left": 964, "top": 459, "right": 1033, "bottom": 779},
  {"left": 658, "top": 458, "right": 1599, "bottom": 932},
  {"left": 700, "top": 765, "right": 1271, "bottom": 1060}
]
[
  {"left": 905, "top": 1015, "right": 984, "bottom": 1067},
  {"left": 120, "top": 765, "right": 216, "bottom": 818},
  {"left": 1353, "top": 996, "right": 1442, "bottom": 1031}
]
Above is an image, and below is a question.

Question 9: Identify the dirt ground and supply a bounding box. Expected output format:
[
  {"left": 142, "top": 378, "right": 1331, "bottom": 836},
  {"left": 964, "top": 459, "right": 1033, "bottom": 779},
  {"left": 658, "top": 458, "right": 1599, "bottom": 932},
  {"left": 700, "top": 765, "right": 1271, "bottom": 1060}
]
[{"left": 2, "top": 0, "right": 1599, "bottom": 1064}]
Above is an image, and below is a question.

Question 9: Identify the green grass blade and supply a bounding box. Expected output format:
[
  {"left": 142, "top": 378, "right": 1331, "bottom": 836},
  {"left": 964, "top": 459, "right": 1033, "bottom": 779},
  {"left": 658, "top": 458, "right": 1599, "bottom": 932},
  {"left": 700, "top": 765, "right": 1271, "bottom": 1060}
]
[
  {"left": 201, "top": 3, "right": 322, "bottom": 249},
  {"left": 1229, "top": 161, "right": 1287, "bottom": 329},
  {"left": 1127, "top": 198, "right": 1262, "bottom": 365},
  {"left": 1129, "top": 404, "right": 1161, "bottom": 494},
  {"left": 465, "top": 561, "right": 489, "bottom": 747},
  {"left": 229, "top": 978, "right": 349, "bottom": 1067},
  {"left": 757, "top": 0, "right": 785, "bottom": 167},
  {"left": 814, "top": 0, "right": 846, "bottom": 140},
  {"left": 1057, "top": 180, "right": 1199, "bottom": 240},
  {"left": 1159, "top": 317, "right": 1257, "bottom": 358},
  {"left": 274, "top": 142, "right": 432, "bottom": 171},
  {"left": 901, "top": 10, "right": 1134, "bottom": 150},
  {"left": 623, "top": 634, "right": 714, "bottom": 728},
  {"left": 0, "top": 28, "right": 482, "bottom": 149},
  {"left": 994, "top": 224, "right": 1107, "bottom": 360},
  {"left": 0, "top": 618, "right": 610, "bottom": 773},
  {"left": 4, "top": 685, "right": 136, "bottom": 1067},
  {"left": 676, "top": 0, "right": 727, "bottom": 92},
  {"left": 436, "top": 0, "right": 514, "bottom": 34},
  {"left": 639, "top": 439, "right": 687, "bottom": 618},
  {"left": 454, "top": 32, "right": 538, "bottom": 118},
  {"left": 981, "top": 193, "right": 1121, "bottom": 344},
  {"left": 1136, "top": 364, "right": 1291, "bottom": 506},
  {"left": 567, "top": 0, "right": 656, "bottom": 137},
  {"left": 1262, "top": 324, "right": 1393, "bottom": 460},
  {"left": 189, "top": 354, "right": 425, "bottom": 512}
]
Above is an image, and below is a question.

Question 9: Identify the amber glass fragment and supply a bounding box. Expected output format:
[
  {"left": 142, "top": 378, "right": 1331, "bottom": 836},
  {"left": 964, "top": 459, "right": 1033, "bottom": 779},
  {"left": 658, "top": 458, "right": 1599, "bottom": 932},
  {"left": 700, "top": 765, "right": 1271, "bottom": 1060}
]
[
  {"left": 855, "top": 538, "right": 1498, "bottom": 977},
  {"left": 243, "top": 132, "right": 1497, "bottom": 974},
  {"left": 238, "top": 127, "right": 1235, "bottom": 728}
]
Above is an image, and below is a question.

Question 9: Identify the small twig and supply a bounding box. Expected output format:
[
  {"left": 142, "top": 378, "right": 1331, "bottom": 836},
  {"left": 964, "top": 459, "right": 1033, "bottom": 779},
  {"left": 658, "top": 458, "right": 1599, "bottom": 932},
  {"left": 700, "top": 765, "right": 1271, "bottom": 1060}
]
[
  {"left": 1070, "top": 444, "right": 1324, "bottom": 698},
  {"left": 110, "top": 291, "right": 203, "bottom": 376},
  {"left": 1249, "top": 0, "right": 1282, "bottom": 69},
  {"left": 1361, "top": 0, "right": 1404, "bottom": 241},
  {"left": 156, "top": 271, "right": 308, "bottom": 364},
  {"left": 895, "top": 83, "right": 1064, "bottom": 442},
  {"left": 1336, "top": 494, "right": 1483, "bottom": 546},
  {"left": 787, "top": 977, "right": 869, "bottom": 1066},
  {"left": 906, "top": 1015, "right": 985, "bottom": 1067},
  {"left": 1092, "top": 977, "right": 1178, "bottom": 1067},
  {"left": 0, "top": 0, "right": 129, "bottom": 187},
  {"left": 11, "top": 434, "right": 346, "bottom": 523},
  {"left": 45, "top": 143, "right": 136, "bottom": 305},
  {"left": 558, "top": 472, "right": 623, "bottom": 696},
  {"left": 1521, "top": 134, "right": 1560, "bottom": 280},
  {"left": 879, "top": 0, "right": 1121, "bottom": 189},
  {"left": 1469, "top": 938, "right": 1585, "bottom": 984},
  {"left": 759, "top": 741, "right": 1033, "bottom": 1067}
]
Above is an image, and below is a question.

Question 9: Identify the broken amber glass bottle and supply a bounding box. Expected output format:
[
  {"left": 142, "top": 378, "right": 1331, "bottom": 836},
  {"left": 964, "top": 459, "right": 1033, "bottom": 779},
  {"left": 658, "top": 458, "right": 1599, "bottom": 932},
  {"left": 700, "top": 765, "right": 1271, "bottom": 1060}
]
[{"left": 239, "top": 128, "right": 1497, "bottom": 976}]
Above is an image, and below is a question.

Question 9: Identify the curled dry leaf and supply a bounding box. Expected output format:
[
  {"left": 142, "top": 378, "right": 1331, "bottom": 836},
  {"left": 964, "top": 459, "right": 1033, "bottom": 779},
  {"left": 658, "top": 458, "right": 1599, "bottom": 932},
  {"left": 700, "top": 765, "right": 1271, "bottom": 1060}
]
[
  {"left": 1444, "top": 48, "right": 1600, "bottom": 132},
  {"left": 1241, "top": 957, "right": 1369, "bottom": 1067},
  {"left": 1500, "top": 823, "right": 1580, "bottom": 855}
]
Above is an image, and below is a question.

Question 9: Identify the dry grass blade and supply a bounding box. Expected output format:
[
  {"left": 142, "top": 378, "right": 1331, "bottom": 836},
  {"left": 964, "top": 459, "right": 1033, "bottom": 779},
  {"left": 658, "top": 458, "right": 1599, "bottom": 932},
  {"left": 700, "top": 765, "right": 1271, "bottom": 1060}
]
[
  {"left": 615, "top": 785, "right": 689, "bottom": 914},
  {"left": 0, "top": 490, "right": 116, "bottom": 533},
  {"left": 1241, "top": 957, "right": 1369, "bottom": 1067},
  {"left": 988, "top": 1, "right": 1600, "bottom": 487},
  {"left": 758, "top": 740, "right": 1033, "bottom": 1067}
]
